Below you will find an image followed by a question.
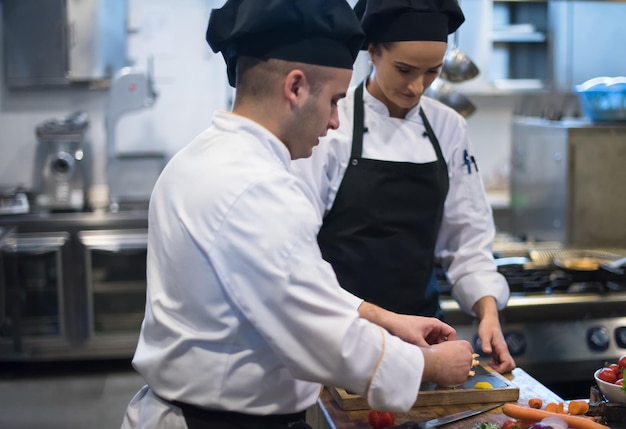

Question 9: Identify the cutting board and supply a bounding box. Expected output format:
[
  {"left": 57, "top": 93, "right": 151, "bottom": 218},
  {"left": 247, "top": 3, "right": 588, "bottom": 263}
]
[{"left": 328, "top": 364, "right": 520, "bottom": 410}]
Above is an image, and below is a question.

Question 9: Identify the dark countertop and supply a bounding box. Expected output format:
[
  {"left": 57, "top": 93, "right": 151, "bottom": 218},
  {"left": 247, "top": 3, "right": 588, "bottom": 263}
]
[{"left": 0, "top": 210, "right": 148, "bottom": 233}]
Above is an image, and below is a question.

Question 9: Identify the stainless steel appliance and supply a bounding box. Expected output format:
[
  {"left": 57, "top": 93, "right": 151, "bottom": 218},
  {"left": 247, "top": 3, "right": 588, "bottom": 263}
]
[
  {"left": 33, "top": 112, "right": 89, "bottom": 212},
  {"left": 0, "top": 227, "right": 18, "bottom": 352},
  {"left": 510, "top": 117, "right": 626, "bottom": 247},
  {"left": 105, "top": 64, "right": 163, "bottom": 211},
  {"left": 0, "top": 211, "right": 147, "bottom": 360},
  {"left": 439, "top": 242, "right": 626, "bottom": 399},
  {"left": 2, "top": 0, "right": 127, "bottom": 87}
]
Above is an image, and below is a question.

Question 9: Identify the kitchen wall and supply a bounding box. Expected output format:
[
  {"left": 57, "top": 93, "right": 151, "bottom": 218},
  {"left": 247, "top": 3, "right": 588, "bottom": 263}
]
[
  {"left": 0, "top": 0, "right": 519, "bottom": 198},
  {"left": 0, "top": 0, "right": 230, "bottom": 192}
]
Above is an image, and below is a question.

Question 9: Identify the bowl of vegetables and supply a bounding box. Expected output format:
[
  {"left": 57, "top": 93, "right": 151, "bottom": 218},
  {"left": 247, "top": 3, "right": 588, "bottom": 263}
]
[{"left": 594, "top": 355, "right": 626, "bottom": 404}]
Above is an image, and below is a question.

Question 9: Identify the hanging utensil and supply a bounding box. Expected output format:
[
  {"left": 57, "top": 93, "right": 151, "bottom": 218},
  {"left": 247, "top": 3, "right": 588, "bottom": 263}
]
[
  {"left": 440, "top": 29, "right": 479, "bottom": 83},
  {"left": 425, "top": 78, "right": 477, "bottom": 118}
]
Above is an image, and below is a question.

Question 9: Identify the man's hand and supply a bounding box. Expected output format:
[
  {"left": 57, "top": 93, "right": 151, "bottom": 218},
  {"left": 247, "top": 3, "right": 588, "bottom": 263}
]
[
  {"left": 421, "top": 340, "right": 474, "bottom": 387},
  {"left": 357, "top": 301, "right": 456, "bottom": 346}
]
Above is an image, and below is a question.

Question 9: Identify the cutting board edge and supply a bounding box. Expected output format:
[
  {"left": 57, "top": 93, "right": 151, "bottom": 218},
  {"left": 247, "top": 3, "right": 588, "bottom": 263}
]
[
  {"left": 326, "top": 364, "right": 521, "bottom": 411},
  {"left": 327, "top": 386, "right": 520, "bottom": 410}
]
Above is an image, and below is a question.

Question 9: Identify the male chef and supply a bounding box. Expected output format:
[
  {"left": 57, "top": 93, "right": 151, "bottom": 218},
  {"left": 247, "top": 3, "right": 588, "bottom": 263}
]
[{"left": 121, "top": 1, "right": 475, "bottom": 428}]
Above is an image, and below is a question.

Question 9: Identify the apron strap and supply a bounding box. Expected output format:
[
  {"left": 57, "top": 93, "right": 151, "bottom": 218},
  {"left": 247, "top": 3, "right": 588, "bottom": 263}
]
[
  {"left": 419, "top": 107, "right": 445, "bottom": 162},
  {"left": 351, "top": 81, "right": 365, "bottom": 159}
]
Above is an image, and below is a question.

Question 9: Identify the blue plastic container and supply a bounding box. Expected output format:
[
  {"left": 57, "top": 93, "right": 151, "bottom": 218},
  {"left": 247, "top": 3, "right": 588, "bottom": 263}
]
[{"left": 574, "top": 76, "right": 626, "bottom": 122}]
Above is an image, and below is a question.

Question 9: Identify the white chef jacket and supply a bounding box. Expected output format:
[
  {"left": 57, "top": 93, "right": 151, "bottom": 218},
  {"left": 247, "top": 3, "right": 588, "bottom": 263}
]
[
  {"left": 292, "top": 86, "right": 510, "bottom": 316},
  {"left": 122, "top": 111, "right": 425, "bottom": 428}
]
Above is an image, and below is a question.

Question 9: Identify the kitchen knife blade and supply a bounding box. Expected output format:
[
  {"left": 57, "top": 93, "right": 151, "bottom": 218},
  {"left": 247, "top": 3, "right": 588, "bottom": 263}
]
[{"left": 392, "top": 402, "right": 505, "bottom": 429}]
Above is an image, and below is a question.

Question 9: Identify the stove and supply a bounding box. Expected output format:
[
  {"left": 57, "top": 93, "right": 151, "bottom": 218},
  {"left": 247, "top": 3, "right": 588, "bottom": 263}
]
[{"left": 439, "top": 255, "right": 626, "bottom": 397}]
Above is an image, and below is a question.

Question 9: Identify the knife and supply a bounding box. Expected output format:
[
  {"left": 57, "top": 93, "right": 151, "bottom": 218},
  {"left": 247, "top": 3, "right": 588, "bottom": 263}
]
[{"left": 392, "top": 402, "right": 505, "bottom": 429}]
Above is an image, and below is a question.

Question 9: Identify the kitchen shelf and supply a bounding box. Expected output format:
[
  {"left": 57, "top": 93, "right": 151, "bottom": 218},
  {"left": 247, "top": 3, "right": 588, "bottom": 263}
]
[
  {"left": 490, "top": 31, "right": 546, "bottom": 43},
  {"left": 489, "top": 0, "right": 549, "bottom": 85}
]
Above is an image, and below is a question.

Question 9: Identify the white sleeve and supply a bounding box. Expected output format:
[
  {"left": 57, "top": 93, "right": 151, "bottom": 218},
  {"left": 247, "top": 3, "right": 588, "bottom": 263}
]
[
  {"left": 210, "top": 175, "right": 422, "bottom": 412},
  {"left": 434, "top": 119, "right": 510, "bottom": 315}
]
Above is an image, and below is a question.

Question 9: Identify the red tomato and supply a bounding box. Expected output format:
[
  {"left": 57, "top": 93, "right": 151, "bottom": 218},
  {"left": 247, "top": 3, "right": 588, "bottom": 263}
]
[
  {"left": 598, "top": 367, "right": 618, "bottom": 384},
  {"left": 618, "top": 355, "right": 626, "bottom": 370},
  {"left": 503, "top": 419, "right": 521, "bottom": 429},
  {"left": 503, "top": 419, "right": 531, "bottom": 429},
  {"left": 616, "top": 379, "right": 624, "bottom": 386},
  {"left": 368, "top": 410, "right": 395, "bottom": 429},
  {"left": 618, "top": 369, "right": 625, "bottom": 380},
  {"left": 609, "top": 363, "right": 620, "bottom": 374}
]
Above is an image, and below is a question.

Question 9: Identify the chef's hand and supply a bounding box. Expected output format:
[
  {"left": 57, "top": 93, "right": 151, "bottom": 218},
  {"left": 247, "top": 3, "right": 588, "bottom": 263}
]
[
  {"left": 421, "top": 340, "right": 474, "bottom": 387},
  {"left": 473, "top": 296, "right": 516, "bottom": 374},
  {"left": 358, "top": 301, "right": 456, "bottom": 346}
]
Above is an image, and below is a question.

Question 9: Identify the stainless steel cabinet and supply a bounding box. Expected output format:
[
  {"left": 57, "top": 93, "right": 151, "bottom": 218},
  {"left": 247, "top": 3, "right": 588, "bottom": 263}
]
[
  {"left": 0, "top": 212, "right": 147, "bottom": 361},
  {"left": 510, "top": 118, "right": 626, "bottom": 247},
  {"left": 2, "top": 0, "right": 128, "bottom": 87},
  {"left": 80, "top": 230, "right": 147, "bottom": 337}
]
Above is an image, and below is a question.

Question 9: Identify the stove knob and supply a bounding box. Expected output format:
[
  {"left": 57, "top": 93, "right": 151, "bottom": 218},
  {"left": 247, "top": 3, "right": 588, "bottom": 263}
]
[
  {"left": 616, "top": 327, "right": 626, "bottom": 349},
  {"left": 504, "top": 331, "right": 526, "bottom": 357},
  {"left": 587, "top": 326, "right": 611, "bottom": 351}
]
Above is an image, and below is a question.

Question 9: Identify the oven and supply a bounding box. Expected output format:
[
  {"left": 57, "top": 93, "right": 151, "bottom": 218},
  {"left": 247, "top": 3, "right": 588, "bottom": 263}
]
[{"left": 439, "top": 243, "right": 626, "bottom": 399}]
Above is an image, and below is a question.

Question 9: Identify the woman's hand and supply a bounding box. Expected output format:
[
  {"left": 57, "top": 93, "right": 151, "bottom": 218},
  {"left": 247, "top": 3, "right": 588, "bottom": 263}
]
[{"left": 473, "top": 296, "right": 516, "bottom": 373}]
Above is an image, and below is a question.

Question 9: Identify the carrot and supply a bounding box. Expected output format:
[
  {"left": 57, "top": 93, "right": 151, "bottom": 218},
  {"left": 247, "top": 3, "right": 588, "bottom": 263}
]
[
  {"left": 557, "top": 401, "right": 565, "bottom": 414},
  {"left": 568, "top": 400, "right": 590, "bottom": 415},
  {"left": 528, "top": 398, "right": 542, "bottom": 409},
  {"left": 544, "top": 402, "right": 559, "bottom": 413},
  {"left": 502, "top": 403, "right": 610, "bottom": 429}
]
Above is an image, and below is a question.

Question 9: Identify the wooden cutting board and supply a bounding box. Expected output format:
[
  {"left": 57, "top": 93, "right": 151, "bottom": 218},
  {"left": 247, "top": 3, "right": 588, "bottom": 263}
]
[{"left": 328, "top": 364, "right": 520, "bottom": 410}]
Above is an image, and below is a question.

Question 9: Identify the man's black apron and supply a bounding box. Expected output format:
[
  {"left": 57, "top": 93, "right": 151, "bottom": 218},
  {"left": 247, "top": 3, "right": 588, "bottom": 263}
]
[
  {"left": 160, "top": 396, "right": 311, "bottom": 429},
  {"left": 317, "top": 82, "right": 449, "bottom": 317}
]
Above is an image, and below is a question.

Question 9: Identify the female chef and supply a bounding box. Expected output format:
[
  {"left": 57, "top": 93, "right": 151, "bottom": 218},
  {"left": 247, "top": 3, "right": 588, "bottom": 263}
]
[{"left": 292, "top": 0, "right": 516, "bottom": 374}]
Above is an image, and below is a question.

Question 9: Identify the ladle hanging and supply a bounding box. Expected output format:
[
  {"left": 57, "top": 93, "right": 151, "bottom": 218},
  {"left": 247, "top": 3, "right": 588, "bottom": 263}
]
[
  {"left": 439, "top": 23, "right": 479, "bottom": 82},
  {"left": 425, "top": 78, "right": 477, "bottom": 118}
]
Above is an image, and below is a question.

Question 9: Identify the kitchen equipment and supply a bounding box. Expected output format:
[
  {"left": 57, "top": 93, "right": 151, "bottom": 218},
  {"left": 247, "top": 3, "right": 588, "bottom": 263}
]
[
  {"left": 329, "top": 364, "right": 519, "bottom": 410},
  {"left": 105, "top": 63, "right": 162, "bottom": 211},
  {"left": 33, "top": 111, "right": 89, "bottom": 212},
  {"left": 425, "top": 79, "right": 477, "bottom": 118},
  {"left": 554, "top": 254, "right": 626, "bottom": 277},
  {"left": 393, "top": 403, "right": 505, "bottom": 429},
  {"left": 510, "top": 117, "right": 626, "bottom": 247},
  {"left": 0, "top": 187, "right": 29, "bottom": 215},
  {"left": 439, "top": 241, "right": 626, "bottom": 399},
  {"left": 440, "top": 29, "right": 479, "bottom": 83},
  {"left": 2, "top": 0, "right": 127, "bottom": 87},
  {"left": 575, "top": 76, "right": 626, "bottom": 122},
  {"left": 0, "top": 211, "right": 148, "bottom": 361}
]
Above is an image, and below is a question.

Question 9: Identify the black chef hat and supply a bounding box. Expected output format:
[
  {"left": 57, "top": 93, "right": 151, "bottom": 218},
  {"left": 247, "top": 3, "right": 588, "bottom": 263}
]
[
  {"left": 354, "top": 0, "right": 465, "bottom": 47},
  {"left": 206, "top": 0, "right": 365, "bottom": 87}
]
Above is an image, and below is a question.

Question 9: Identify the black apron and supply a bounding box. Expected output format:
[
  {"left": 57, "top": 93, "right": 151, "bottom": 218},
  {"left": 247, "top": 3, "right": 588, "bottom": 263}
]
[
  {"left": 317, "top": 82, "right": 449, "bottom": 317},
  {"left": 160, "top": 396, "right": 310, "bottom": 429}
]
